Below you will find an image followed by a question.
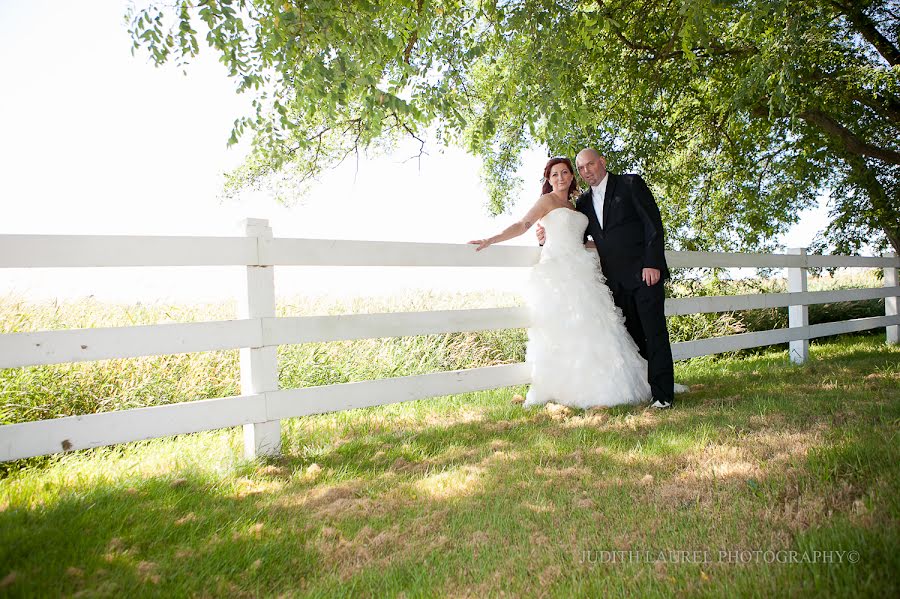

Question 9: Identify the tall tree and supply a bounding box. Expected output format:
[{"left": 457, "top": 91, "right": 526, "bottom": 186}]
[{"left": 128, "top": 0, "right": 900, "bottom": 254}]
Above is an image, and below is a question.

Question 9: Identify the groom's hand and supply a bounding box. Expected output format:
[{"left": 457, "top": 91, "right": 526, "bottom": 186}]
[
  {"left": 536, "top": 224, "right": 546, "bottom": 246},
  {"left": 642, "top": 268, "right": 661, "bottom": 286}
]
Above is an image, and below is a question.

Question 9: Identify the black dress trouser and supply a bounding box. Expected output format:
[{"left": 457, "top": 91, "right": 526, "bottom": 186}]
[{"left": 609, "top": 279, "right": 674, "bottom": 404}]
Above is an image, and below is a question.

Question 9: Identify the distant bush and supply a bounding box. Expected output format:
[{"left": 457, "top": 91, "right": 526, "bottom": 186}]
[{"left": 667, "top": 269, "right": 885, "bottom": 343}]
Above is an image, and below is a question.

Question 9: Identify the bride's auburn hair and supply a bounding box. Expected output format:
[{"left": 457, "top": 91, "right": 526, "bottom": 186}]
[{"left": 542, "top": 157, "right": 579, "bottom": 197}]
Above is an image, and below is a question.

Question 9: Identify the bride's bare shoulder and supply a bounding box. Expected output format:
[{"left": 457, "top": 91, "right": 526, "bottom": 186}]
[
  {"left": 519, "top": 193, "right": 560, "bottom": 226},
  {"left": 525, "top": 193, "right": 556, "bottom": 213},
  {"left": 537, "top": 192, "right": 558, "bottom": 203}
]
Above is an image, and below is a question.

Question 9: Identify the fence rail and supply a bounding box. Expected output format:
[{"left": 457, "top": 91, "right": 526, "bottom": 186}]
[
  {"left": 5, "top": 234, "right": 897, "bottom": 269},
  {"left": 4, "top": 292, "right": 897, "bottom": 370},
  {"left": 1, "top": 219, "right": 898, "bottom": 462}
]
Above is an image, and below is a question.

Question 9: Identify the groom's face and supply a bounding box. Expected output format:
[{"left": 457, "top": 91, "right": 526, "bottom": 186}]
[{"left": 576, "top": 152, "right": 607, "bottom": 187}]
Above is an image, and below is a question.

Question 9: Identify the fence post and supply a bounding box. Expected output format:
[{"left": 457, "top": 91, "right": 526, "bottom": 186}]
[
  {"left": 787, "top": 247, "right": 809, "bottom": 364},
  {"left": 886, "top": 251, "right": 899, "bottom": 345},
  {"left": 239, "top": 218, "right": 280, "bottom": 458}
]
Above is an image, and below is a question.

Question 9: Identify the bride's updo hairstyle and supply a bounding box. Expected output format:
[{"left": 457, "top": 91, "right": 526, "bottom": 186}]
[{"left": 542, "top": 156, "right": 579, "bottom": 197}]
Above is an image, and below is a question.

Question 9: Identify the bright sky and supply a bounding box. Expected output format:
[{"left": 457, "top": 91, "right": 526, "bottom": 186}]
[{"left": 0, "top": 0, "right": 828, "bottom": 303}]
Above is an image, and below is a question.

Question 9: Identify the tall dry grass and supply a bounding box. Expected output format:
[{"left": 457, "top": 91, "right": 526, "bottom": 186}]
[{"left": 0, "top": 291, "right": 525, "bottom": 425}]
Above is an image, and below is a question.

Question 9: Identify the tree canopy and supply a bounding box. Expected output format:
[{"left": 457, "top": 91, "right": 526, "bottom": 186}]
[{"left": 128, "top": 0, "right": 900, "bottom": 254}]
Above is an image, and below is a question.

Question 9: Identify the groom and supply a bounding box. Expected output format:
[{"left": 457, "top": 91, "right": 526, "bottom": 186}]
[{"left": 538, "top": 148, "right": 675, "bottom": 408}]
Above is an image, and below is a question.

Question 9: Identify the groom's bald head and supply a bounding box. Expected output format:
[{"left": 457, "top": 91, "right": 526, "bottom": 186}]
[{"left": 576, "top": 148, "right": 607, "bottom": 187}]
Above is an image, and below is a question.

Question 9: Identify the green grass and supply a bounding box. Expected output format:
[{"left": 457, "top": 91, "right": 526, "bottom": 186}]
[{"left": 1, "top": 334, "right": 898, "bottom": 597}]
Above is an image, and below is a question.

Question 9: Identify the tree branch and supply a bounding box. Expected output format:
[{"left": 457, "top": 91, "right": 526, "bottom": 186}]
[
  {"left": 594, "top": 0, "right": 669, "bottom": 55},
  {"left": 403, "top": 0, "right": 424, "bottom": 64},
  {"left": 595, "top": 0, "right": 754, "bottom": 62},
  {"left": 400, "top": 122, "right": 427, "bottom": 168},
  {"left": 800, "top": 108, "right": 900, "bottom": 164},
  {"left": 831, "top": 0, "right": 900, "bottom": 66},
  {"left": 851, "top": 90, "right": 900, "bottom": 126}
]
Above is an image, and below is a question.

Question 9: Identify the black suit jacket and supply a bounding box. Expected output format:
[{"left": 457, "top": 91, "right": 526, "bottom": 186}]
[{"left": 575, "top": 172, "right": 669, "bottom": 290}]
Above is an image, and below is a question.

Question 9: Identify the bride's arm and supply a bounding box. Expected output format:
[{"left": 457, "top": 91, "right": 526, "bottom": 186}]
[{"left": 469, "top": 195, "right": 552, "bottom": 251}]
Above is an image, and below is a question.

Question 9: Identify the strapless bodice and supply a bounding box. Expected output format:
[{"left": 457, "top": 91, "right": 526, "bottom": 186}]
[{"left": 539, "top": 207, "right": 588, "bottom": 257}]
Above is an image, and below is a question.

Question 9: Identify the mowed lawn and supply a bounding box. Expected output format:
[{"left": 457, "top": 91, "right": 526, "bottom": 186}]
[{"left": 1, "top": 334, "right": 898, "bottom": 597}]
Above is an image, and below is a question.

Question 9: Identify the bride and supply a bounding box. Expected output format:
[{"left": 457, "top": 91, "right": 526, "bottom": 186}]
[{"left": 469, "top": 157, "right": 651, "bottom": 408}]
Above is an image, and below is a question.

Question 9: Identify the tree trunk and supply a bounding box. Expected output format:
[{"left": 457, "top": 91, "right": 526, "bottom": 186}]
[
  {"left": 834, "top": 0, "right": 900, "bottom": 67},
  {"left": 797, "top": 105, "right": 900, "bottom": 254},
  {"left": 800, "top": 109, "right": 900, "bottom": 165},
  {"left": 843, "top": 152, "right": 900, "bottom": 255}
]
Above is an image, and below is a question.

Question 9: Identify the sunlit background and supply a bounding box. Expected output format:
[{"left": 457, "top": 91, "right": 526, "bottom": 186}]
[{"left": 0, "top": 0, "right": 829, "bottom": 303}]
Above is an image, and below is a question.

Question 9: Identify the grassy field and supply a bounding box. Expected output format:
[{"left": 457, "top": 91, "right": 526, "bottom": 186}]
[
  {"left": 0, "top": 291, "right": 526, "bottom": 425},
  {"left": 1, "top": 334, "right": 898, "bottom": 597},
  {"left": 0, "top": 270, "right": 888, "bottom": 426}
]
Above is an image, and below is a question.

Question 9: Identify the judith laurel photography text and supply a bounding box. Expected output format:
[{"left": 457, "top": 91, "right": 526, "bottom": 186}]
[{"left": 581, "top": 549, "right": 861, "bottom": 565}]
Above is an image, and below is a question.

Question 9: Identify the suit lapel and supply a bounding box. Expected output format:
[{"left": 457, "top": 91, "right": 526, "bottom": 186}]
[{"left": 602, "top": 173, "right": 617, "bottom": 230}]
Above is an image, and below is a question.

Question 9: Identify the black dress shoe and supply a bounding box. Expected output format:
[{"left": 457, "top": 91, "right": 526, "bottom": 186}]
[{"left": 649, "top": 400, "right": 672, "bottom": 409}]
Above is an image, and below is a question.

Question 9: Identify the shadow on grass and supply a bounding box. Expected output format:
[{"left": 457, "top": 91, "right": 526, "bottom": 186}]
[{"left": 1, "top": 334, "right": 898, "bottom": 596}]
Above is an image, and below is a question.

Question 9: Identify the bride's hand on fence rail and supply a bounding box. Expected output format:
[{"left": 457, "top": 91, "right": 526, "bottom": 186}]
[{"left": 468, "top": 239, "right": 493, "bottom": 251}]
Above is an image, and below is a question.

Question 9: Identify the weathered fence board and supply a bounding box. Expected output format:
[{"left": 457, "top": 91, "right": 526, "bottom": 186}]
[
  {"left": 266, "top": 363, "right": 532, "bottom": 419},
  {"left": 665, "top": 286, "right": 900, "bottom": 316},
  {"left": 0, "top": 235, "right": 256, "bottom": 268},
  {"left": 0, "top": 394, "right": 265, "bottom": 462},
  {"left": 263, "top": 307, "right": 531, "bottom": 345},
  {"left": 264, "top": 238, "right": 542, "bottom": 267},
  {"left": 671, "top": 314, "right": 900, "bottom": 360},
  {"left": 0, "top": 320, "right": 260, "bottom": 368}
]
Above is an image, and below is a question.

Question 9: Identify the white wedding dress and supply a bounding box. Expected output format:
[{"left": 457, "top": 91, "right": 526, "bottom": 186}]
[{"left": 524, "top": 207, "right": 651, "bottom": 408}]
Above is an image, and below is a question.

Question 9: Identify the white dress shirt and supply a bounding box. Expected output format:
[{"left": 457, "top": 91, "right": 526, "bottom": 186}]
[{"left": 591, "top": 173, "right": 609, "bottom": 228}]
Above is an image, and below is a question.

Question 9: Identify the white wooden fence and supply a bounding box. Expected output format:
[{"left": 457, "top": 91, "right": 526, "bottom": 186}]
[{"left": 1, "top": 218, "right": 898, "bottom": 462}]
